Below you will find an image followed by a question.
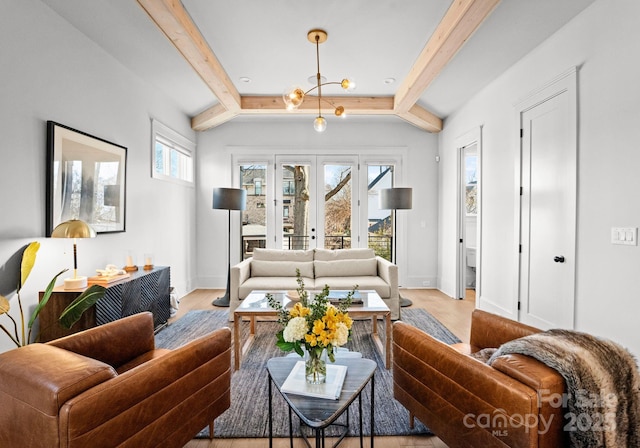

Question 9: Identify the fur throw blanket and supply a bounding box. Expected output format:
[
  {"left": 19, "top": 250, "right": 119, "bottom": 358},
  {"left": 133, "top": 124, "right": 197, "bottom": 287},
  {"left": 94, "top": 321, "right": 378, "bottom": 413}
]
[{"left": 487, "top": 329, "right": 640, "bottom": 448}]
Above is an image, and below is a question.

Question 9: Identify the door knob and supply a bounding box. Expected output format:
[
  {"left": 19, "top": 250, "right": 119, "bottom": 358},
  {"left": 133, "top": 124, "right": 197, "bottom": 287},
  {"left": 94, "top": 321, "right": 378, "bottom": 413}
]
[
  {"left": 311, "top": 236, "right": 315, "bottom": 240},
  {"left": 554, "top": 256, "right": 565, "bottom": 263},
  {"left": 311, "top": 228, "right": 316, "bottom": 232}
]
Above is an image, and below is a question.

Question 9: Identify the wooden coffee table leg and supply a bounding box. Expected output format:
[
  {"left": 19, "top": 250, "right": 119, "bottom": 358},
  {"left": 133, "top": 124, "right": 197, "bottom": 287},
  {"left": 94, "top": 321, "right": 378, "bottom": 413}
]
[
  {"left": 385, "top": 311, "right": 391, "bottom": 368},
  {"left": 234, "top": 313, "right": 241, "bottom": 370}
]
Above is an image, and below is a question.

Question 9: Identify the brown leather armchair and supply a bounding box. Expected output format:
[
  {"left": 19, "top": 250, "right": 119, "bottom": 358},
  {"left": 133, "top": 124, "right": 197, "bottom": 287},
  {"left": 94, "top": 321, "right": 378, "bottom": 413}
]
[
  {"left": 0, "top": 312, "right": 231, "bottom": 447},
  {"left": 393, "top": 309, "right": 569, "bottom": 448}
]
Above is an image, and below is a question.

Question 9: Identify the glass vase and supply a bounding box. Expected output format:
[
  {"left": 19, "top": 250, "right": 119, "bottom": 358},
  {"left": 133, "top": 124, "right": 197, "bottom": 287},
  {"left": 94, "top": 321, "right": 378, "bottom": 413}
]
[{"left": 305, "top": 348, "right": 327, "bottom": 384}]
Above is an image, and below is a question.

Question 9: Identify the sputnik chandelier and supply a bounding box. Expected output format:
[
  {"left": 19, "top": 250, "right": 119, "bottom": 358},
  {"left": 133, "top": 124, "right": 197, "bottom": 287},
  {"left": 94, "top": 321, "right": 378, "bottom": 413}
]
[{"left": 283, "top": 29, "right": 355, "bottom": 132}]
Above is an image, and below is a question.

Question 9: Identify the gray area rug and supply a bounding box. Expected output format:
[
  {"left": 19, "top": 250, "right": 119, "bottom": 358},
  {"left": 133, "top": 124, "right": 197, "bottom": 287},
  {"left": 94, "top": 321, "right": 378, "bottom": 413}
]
[{"left": 155, "top": 308, "right": 460, "bottom": 438}]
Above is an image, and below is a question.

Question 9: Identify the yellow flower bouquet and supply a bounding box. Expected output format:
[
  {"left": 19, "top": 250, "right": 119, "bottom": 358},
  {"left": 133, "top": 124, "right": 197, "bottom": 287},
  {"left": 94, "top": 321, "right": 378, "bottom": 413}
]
[{"left": 267, "top": 270, "right": 357, "bottom": 384}]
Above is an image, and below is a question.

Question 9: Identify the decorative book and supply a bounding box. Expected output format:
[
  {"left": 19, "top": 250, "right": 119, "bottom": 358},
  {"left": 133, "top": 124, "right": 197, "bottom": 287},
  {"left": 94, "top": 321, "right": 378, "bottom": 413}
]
[
  {"left": 281, "top": 361, "right": 348, "bottom": 400},
  {"left": 327, "top": 290, "right": 363, "bottom": 305},
  {"left": 87, "top": 273, "right": 130, "bottom": 284}
]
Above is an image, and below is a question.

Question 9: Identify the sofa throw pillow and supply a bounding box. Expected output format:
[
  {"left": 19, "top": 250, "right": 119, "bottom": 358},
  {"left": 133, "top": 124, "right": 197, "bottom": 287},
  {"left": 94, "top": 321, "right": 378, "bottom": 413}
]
[
  {"left": 251, "top": 260, "right": 314, "bottom": 278},
  {"left": 253, "top": 248, "right": 314, "bottom": 262},
  {"left": 314, "top": 258, "right": 377, "bottom": 278},
  {"left": 314, "top": 248, "right": 376, "bottom": 261}
]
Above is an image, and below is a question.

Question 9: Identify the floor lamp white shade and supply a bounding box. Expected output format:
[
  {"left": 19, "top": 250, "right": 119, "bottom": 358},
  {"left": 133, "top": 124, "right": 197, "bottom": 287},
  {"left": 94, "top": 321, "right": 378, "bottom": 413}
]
[
  {"left": 212, "top": 187, "right": 247, "bottom": 307},
  {"left": 379, "top": 187, "right": 413, "bottom": 307}
]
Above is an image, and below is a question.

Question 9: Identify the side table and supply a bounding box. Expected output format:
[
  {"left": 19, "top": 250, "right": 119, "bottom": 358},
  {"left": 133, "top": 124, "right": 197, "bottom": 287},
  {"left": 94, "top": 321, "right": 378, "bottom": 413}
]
[{"left": 267, "top": 357, "right": 376, "bottom": 448}]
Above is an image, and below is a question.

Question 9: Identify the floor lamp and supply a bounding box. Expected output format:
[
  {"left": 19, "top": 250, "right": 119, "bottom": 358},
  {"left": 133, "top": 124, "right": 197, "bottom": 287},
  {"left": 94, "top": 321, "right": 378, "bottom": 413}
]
[
  {"left": 379, "top": 187, "right": 413, "bottom": 307},
  {"left": 212, "top": 187, "right": 247, "bottom": 307}
]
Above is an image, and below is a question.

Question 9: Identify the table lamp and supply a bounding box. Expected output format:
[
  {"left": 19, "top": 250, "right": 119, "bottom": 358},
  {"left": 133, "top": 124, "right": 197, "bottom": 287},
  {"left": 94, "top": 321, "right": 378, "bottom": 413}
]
[{"left": 51, "top": 219, "right": 96, "bottom": 289}]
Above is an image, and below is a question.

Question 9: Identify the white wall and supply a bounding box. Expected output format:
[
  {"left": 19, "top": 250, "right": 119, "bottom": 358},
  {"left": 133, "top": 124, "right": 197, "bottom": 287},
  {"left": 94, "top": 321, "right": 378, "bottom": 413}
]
[
  {"left": 438, "top": 0, "right": 640, "bottom": 356},
  {"left": 196, "top": 119, "right": 439, "bottom": 289},
  {"left": 0, "top": 1, "right": 196, "bottom": 353}
]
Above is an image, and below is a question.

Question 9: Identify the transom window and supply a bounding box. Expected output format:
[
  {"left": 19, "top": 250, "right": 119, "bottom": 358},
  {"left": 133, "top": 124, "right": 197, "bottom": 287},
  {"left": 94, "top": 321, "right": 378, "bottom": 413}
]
[{"left": 151, "top": 119, "right": 194, "bottom": 185}]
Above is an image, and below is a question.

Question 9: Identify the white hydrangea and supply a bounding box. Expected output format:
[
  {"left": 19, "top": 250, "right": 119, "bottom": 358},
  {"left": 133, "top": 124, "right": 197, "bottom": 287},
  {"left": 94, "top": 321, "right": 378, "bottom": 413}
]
[
  {"left": 283, "top": 316, "right": 308, "bottom": 342},
  {"left": 332, "top": 322, "right": 349, "bottom": 347}
]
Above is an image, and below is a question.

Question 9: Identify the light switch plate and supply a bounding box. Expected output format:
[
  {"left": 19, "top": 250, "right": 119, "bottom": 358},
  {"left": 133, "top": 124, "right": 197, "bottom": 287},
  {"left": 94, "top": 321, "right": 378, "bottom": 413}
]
[{"left": 611, "top": 227, "right": 638, "bottom": 245}]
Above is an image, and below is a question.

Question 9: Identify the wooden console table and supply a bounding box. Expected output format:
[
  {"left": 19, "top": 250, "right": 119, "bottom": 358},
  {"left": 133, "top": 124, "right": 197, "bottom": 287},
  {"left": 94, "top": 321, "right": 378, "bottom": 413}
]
[{"left": 39, "top": 266, "right": 171, "bottom": 342}]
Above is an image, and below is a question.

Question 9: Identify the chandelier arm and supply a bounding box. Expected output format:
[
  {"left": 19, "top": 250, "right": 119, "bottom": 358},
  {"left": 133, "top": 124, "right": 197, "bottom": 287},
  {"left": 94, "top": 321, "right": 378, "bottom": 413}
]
[
  {"left": 304, "top": 82, "right": 345, "bottom": 96},
  {"left": 303, "top": 86, "right": 319, "bottom": 96}
]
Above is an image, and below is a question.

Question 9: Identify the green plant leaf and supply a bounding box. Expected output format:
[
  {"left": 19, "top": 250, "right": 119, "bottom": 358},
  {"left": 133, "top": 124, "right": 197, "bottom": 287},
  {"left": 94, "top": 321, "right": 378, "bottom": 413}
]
[
  {"left": 0, "top": 295, "right": 10, "bottom": 315},
  {"left": 27, "top": 269, "right": 67, "bottom": 330},
  {"left": 58, "top": 285, "right": 106, "bottom": 330},
  {"left": 19, "top": 241, "right": 40, "bottom": 292}
]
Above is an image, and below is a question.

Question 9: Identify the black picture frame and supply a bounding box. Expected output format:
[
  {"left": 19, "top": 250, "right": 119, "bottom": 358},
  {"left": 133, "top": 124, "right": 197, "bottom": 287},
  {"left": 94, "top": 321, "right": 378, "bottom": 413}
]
[{"left": 46, "top": 121, "right": 127, "bottom": 236}]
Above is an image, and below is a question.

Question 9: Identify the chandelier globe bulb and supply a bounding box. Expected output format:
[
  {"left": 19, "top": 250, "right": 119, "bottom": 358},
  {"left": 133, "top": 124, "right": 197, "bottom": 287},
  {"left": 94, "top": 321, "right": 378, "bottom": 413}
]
[
  {"left": 313, "top": 116, "right": 327, "bottom": 132},
  {"left": 341, "top": 78, "right": 356, "bottom": 91},
  {"left": 283, "top": 86, "right": 305, "bottom": 110}
]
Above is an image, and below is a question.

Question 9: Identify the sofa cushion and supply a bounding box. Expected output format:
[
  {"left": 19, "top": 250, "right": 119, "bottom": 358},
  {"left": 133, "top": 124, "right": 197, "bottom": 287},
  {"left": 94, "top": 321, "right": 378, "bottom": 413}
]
[
  {"left": 253, "top": 248, "right": 314, "bottom": 262},
  {"left": 239, "top": 277, "right": 315, "bottom": 299},
  {"left": 315, "top": 276, "right": 391, "bottom": 299},
  {"left": 314, "top": 258, "right": 377, "bottom": 278},
  {"left": 251, "top": 260, "right": 314, "bottom": 278},
  {"left": 314, "top": 248, "right": 375, "bottom": 261}
]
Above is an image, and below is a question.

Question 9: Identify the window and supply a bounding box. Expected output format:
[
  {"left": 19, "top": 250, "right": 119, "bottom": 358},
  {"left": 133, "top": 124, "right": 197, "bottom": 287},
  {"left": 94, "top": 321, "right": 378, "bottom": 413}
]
[
  {"left": 151, "top": 119, "right": 194, "bottom": 185},
  {"left": 254, "top": 180, "right": 262, "bottom": 195},
  {"left": 283, "top": 180, "right": 295, "bottom": 196}
]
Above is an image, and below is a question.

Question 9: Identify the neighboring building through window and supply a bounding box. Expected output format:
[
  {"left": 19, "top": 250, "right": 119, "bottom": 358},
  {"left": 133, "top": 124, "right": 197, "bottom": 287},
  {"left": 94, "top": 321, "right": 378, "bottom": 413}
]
[{"left": 151, "top": 119, "right": 194, "bottom": 185}]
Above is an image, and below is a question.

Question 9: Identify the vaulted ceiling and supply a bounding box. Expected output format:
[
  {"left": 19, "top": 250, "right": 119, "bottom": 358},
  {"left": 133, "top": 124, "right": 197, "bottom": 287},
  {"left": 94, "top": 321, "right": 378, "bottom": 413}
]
[{"left": 41, "top": 0, "right": 596, "bottom": 133}]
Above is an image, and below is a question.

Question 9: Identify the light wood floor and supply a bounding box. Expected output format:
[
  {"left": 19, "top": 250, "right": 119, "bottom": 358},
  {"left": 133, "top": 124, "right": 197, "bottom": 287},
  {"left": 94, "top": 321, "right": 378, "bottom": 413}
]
[{"left": 177, "top": 288, "right": 476, "bottom": 448}]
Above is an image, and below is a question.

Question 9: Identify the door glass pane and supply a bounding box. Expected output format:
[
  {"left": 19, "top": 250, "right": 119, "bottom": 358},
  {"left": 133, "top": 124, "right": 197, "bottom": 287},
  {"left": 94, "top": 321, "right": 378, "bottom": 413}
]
[
  {"left": 465, "top": 153, "right": 478, "bottom": 215},
  {"left": 324, "top": 165, "right": 352, "bottom": 249},
  {"left": 240, "top": 164, "right": 267, "bottom": 259},
  {"left": 367, "top": 165, "right": 393, "bottom": 260},
  {"left": 283, "top": 164, "right": 310, "bottom": 250}
]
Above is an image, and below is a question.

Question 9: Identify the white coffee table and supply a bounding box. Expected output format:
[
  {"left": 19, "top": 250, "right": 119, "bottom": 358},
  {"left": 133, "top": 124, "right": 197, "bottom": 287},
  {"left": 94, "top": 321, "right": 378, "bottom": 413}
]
[{"left": 233, "top": 290, "right": 392, "bottom": 370}]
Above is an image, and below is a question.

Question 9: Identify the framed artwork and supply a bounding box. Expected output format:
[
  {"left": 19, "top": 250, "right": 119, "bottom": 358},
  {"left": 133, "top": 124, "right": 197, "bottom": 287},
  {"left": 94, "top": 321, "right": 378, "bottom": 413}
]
[{"left": 46, "top": 121, "right": 127, "bottom": 236}]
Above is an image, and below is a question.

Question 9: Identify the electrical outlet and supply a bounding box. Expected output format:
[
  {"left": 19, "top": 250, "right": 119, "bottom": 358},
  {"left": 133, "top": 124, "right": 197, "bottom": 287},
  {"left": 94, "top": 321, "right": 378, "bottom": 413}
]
[{"left": 422, "top": 281, "right": 431, "bottom": 287}]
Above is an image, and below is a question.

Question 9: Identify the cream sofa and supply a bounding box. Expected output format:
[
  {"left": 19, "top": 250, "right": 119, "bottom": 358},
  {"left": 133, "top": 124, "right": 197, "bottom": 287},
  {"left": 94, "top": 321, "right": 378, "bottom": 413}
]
[{"left": 230, "top": 248, "right": 399, "bottom": 320}]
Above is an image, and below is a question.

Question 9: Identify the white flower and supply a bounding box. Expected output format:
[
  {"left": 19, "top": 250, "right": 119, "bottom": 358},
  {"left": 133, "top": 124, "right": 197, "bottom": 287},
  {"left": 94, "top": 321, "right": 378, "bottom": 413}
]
[
  {"left": 283, "top": 316, "right": 308, "bottom": 342},
  {"left": 332, "top": 322, "right": 349, "bottom": 347}
]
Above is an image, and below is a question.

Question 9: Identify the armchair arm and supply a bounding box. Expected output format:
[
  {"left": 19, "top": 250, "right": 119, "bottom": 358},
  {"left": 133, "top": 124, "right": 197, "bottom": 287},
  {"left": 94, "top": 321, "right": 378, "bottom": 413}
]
[
  {"left": 48, "top": 312, "right": 155, "bottom": 369},
  {"left": 59, "top": 327, "right": 232, "bottom": 447},
  {"left": 0, "top": 344, "right": 116, "bottom": 447},
  {"left": 376, "top": 256, "right": 398, "bottom": 296},
  {"left": 230, "top": 257, "right": 252, "bottom": 315},
  {"left": 491, "top": 354, "right": 568, "bottom": 448}
]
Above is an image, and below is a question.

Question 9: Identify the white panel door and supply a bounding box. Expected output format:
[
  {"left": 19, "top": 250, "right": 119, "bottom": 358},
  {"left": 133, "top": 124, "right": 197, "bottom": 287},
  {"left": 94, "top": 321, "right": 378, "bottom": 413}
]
[{"left": 519, "top": 76, "right": 577, "bottom": 329}]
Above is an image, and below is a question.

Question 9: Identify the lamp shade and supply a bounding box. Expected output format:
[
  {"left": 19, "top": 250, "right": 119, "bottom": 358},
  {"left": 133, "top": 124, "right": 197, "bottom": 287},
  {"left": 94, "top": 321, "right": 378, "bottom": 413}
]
[
  {"left": 213, "top": 187, "right": 246, "bottom": 211},
  {"left": 379, "top": 188, "right": 413, "bottom": 210},
  {"left": 51, "top": 219, "right": 96, "bottom": 238}
]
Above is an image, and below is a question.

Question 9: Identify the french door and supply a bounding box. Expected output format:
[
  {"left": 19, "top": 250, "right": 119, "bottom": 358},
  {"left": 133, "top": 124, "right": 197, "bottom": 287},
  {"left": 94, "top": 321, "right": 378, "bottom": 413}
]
[{"left": 274, "top": 155, "right": 359, "bottom": 250}]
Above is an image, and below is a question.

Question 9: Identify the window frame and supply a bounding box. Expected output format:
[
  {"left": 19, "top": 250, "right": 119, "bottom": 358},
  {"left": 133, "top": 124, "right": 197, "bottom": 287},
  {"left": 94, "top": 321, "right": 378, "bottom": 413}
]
[{"left": 151, "top": 119, "right": 195, "bottom": 186}]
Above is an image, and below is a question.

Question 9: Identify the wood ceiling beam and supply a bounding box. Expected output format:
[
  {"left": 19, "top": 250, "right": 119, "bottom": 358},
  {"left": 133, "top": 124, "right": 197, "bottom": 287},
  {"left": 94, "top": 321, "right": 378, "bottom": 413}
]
[
  {"left": 191, "top": 104, "right": 237, "bottom": 132},
  {"left": 136, "top": 0, "right": 241, "bottom": 113},
  {"left": 240, "top": 96, "right": 395, "bottom": 115},
  {"left": 397, "top": 104, "right": 443, "bottom": 133},
  {"left": 394, "top": 0, "right": 501, "bottom": 113}
]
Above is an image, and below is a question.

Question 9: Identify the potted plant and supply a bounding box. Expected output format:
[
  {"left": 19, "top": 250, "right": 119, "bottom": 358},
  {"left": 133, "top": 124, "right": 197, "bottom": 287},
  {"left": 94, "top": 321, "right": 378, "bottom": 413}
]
[{"left": 0, "top": 241, "right": 105, "bottom": 347}]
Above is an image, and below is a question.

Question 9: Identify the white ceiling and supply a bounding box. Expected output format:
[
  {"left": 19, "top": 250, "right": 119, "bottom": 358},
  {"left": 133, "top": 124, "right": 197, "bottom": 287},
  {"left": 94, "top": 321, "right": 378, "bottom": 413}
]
[{"left": 39, "top": 0, "right": 596, "bottom": 129}]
